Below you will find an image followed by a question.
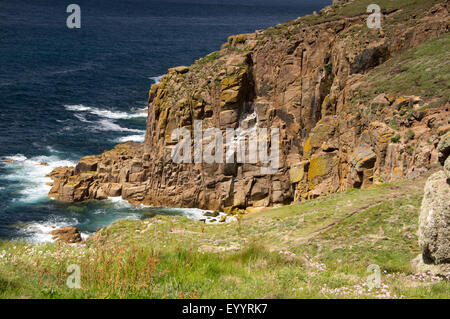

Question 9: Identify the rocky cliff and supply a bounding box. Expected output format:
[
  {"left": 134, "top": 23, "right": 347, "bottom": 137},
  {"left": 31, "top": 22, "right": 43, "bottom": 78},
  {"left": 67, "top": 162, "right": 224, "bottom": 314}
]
[{"left": 48, "top": 0, "right": 450, "bottom": 212}]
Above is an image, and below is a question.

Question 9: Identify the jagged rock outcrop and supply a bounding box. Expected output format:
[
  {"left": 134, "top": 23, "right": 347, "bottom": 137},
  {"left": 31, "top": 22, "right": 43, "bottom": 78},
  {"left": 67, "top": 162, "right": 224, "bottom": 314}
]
[
  {"left": 48, "top": 142, "right": 145, "bottom": 203},
  {"left": 48, "top": 1, "right": 450, "bottom": 212},
  {"left": 413, "top": 132, "right": 450, "bottom": 275},
  {"left": 51, "top": 227, "right": 83, "bottom": 244}
]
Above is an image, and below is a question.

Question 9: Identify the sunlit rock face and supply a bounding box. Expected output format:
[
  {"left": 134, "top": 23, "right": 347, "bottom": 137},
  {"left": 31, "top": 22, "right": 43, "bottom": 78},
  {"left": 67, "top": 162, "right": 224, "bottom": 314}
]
[{"left": 48, "top": 2, "right": 450, "bottom": 212}]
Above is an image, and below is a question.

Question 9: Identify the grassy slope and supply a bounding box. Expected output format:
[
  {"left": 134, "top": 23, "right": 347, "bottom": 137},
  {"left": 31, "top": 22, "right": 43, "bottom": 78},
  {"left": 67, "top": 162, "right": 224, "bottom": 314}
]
[
  {"left": 358, "top": 33, "right": 450, "bottom": 108},
  {"left": 264, "top": 0, "right": 443, "bottom": 34},
  {"left": 0, "top": 171, "right": 448, "bottom": 299}
]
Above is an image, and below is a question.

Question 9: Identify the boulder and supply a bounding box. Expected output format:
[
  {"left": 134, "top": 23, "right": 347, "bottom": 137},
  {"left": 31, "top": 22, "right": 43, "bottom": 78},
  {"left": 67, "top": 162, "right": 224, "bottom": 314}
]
[
  {"left": 418, "top": 171, "right": 450, "bottom": 267},
  {"left": 168, "top": 66, "right": 189, "bottom": 74},
  {"left": 411, "top": 254, "right": 450, "bottom": 275},
  {"left": 51, "top": 227, "right": 82, "bottom": 244}
]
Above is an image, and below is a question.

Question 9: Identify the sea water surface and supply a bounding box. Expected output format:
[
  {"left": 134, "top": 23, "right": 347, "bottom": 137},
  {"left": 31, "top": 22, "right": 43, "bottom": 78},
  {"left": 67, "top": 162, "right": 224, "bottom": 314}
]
[{"left": 0, "top": 0, "right": 331, "bottom": 242}]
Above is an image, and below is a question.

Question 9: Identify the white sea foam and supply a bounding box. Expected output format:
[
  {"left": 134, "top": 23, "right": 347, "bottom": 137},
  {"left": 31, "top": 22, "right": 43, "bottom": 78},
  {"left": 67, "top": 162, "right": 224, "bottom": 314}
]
[
  {"left": 64, "top": 104, "right": 91, "bottom": 112},
  {"left": 89, "top": 108, "right": 146, "bottom": 120},
  {"left": 142, "top": 205, "right": 232, "bottom": 224},
  {"left": 74, "top": 113, "right": 90, "bottom": 123},
  {"left": 150, "top": 75, "right": 163, "bottom": 84},
  {"left": 21, "top": 216, "right": 77, "bottom": 242},
  {"left": 1, "top": 153, "right": 75, "bottom": 204},
  {"left": 106, "top": 197, "right": 230, "bottom": 223},
  {"left": 21, "top": 219, "right": 93, "bottom": 243},
  {"left": 96, "top": 119, "right": 145, "bottom": 133},
  {"left": 23, "top": 222, "right": 67, "bottom": 243},
  {"left": 71, "top": 113, "right": 145, "bottom": 133},
  {"left": 45, "top": 146, "right": 61, "bottom": 153},
  {"left": 64, "top": 104, "right": 146, "bottom": 120},
  {"left": 4, "top": 154, "right": 27, "bottom": 161},
  {"left": 115, "top": 134, "right": 146, "bottom": 143},
  {"left": 108, "top": 196, "right": 127, "bottom": 203},
  {"left": 69, "top": 107, "right": 145, "bottom": 133},
  {"left": 173, "top": 208, "right": 231, "bottom": 224},
  {"left": 107, "top": 197, "right": 141, "bottom": 210}
]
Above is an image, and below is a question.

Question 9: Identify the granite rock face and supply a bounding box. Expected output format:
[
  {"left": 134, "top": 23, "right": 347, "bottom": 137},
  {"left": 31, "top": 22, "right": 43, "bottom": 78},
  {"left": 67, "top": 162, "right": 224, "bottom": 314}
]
[{"left": 47, "top": 2, "right": 450, "bottom": 212}]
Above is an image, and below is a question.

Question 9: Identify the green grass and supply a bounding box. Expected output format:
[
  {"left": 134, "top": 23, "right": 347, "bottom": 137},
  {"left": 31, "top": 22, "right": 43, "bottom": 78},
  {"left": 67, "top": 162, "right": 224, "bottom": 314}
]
[
  {"left": 358, "top": 33, "right": 450, "bottom": 108},
  {"left": 1, "top": 173, "right": 448, "bottom": 299},
  {"left": 264, "top": 0, "right": 442, "bottom": 34},
  {"left": 196, "top": 51, "right": 223, "bottom": 66}
]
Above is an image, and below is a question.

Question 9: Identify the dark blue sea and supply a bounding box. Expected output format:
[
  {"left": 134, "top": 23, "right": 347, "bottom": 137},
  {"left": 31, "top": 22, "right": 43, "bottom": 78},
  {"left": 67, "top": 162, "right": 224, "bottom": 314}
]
[{"left": 0, "top": 0, "right": 331, "bottom": 241}]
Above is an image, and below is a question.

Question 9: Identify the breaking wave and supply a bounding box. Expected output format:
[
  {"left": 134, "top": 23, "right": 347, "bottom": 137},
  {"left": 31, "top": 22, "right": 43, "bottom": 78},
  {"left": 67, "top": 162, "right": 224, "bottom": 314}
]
[
  {"left": 115, "top": 134, "right": 146, "bottom": 143},
  {"left": 1, "top": 153, "right": 75, "bottom": 204},
  {"left": 150, "top": 75, "right": 163, "bottom": 84},
  {"left": 64, "top": 104, "right": 146, "bottom": 120}
]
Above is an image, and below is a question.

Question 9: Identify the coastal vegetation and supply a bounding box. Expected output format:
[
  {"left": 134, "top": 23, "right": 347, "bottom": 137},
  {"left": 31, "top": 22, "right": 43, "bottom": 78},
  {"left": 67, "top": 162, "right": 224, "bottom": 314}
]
[{"left": 1, "top": 172, "right": 448, "bottom": 299}]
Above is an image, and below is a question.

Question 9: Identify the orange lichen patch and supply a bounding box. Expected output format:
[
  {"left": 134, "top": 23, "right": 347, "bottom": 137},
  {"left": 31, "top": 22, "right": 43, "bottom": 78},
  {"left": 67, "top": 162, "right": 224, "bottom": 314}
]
[
  {"left": 397, "top": 97, "right": 407, "bottom": 104},
  {"left": 357, "top": 157, "right": 371, "bottom": 167},
  {"left": 387, "top": 94, "right": 395, "bottom": 104},
  {"left": 437, "top": 124, "right": 450, "bottom": 135},
  {"left": 393, "top": 167, "right": 403, "bottom": 179},
  {"left": 378, "top": 132, "right": 393, "bottom": 144}
]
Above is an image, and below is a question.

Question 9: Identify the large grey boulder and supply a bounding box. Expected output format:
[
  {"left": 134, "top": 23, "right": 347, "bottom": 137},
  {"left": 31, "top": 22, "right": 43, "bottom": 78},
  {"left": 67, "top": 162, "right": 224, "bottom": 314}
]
[
  {"left": 415, "top": 171, "right": 450, "bottom": 274},
  {"left": 414, "top": 132, "right": 450, "bottom": 275}
]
